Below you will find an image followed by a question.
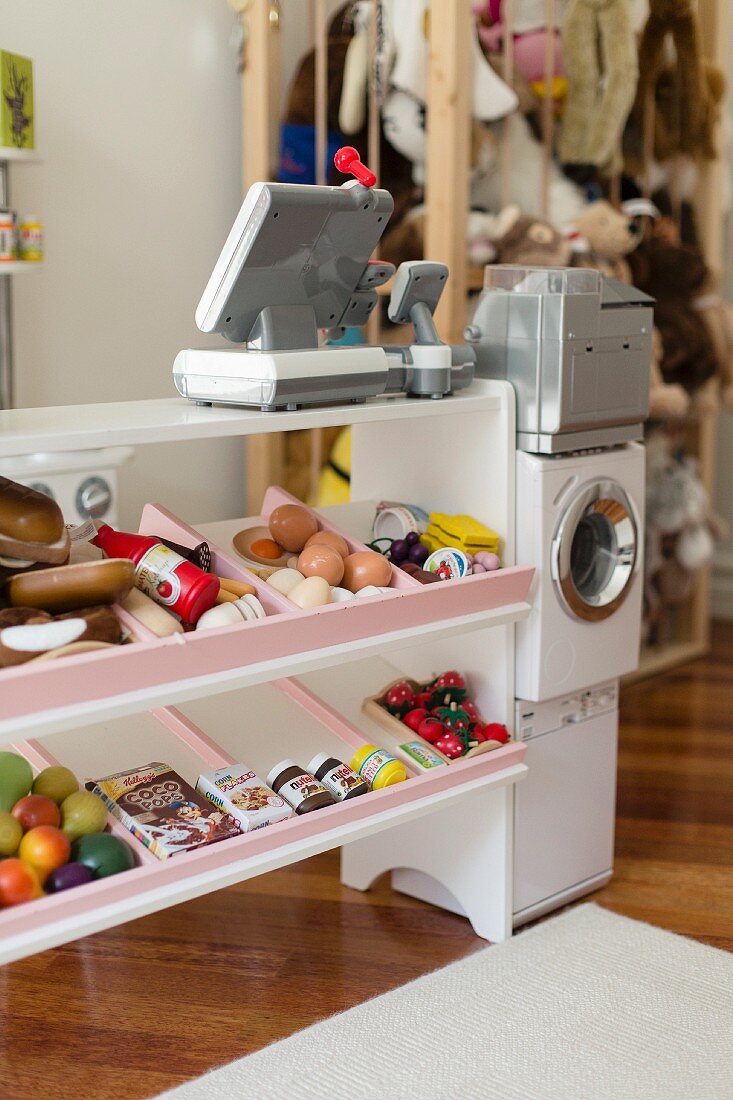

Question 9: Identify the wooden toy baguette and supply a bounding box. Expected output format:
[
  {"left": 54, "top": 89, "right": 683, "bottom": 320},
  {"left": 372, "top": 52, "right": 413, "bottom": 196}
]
[
  {"left": 6, "top": 558, "right": 135, "bottom": 613},
  {"left": 120, "top": 587, "right": 183, "bottom": 637},
  {"left": 0, "top": 476, "right": 71, "bottom": 564}
]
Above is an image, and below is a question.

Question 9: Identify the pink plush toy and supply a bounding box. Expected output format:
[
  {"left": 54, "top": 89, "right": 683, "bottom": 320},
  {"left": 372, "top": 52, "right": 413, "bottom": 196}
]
[{"left": 475, "top": 0, "right": 565, "bottom": 92}]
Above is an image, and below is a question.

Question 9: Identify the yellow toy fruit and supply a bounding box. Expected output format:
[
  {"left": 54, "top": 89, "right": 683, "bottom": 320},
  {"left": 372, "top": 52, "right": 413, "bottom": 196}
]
[
  {"left": 60, "top": 790, "right": 108, "bottom": 842},
  {"left": 0, "top": 810, "right": 23, "bottom": 856},
  {"left": 32, "top": 765, "right": 79, "bottom": 806}
]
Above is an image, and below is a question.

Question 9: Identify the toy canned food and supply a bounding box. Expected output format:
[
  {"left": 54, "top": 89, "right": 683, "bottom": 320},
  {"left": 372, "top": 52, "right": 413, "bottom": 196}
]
[
  {"left": 0, "top": 209, "right": 16, "bottom": 261},
  {"left": 350, "top": 744, "right": 407, "bottom": 789},
  {"left": 372, "top": 501, "right": 429, "bottom": 541},
  {"left": 423, "top": 548, "right": 471, "bottom": 580}
]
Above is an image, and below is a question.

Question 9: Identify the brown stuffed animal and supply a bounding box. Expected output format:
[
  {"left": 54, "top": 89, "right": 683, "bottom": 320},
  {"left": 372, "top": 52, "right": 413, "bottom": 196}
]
[
  {"left": 559, "top": 0, "right": 638, "bottom": 176},
  {"left": 483, "top": 205, "right": 572, "bottom": 267},
  {"left": 627, "top": 221, "right": 719, "bottom": 405},
  {"left": 634, "top": 0, "right": 711, "bottom": 160},
  {"left": 571, "top": 200, "right": 641, "bottom": 282}
]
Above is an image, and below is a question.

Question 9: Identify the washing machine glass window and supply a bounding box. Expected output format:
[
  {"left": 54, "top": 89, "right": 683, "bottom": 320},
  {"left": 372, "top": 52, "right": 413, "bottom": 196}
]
[{"left": 552, "top": 479, "right": 637, "bottom": 623}]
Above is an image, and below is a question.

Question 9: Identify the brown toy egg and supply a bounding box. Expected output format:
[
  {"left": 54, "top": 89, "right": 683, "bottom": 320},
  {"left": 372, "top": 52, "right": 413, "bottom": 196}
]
[
  {"left": 268, "top": 505, "right": 319, "bottom": 553},
  {"left": 296, "top": 544, "right": 345, "bottom": 586},
  {"left": 342, "top": 550, "right": 392, "bottom": 593},
  {"left": 303, "top": 530, "right": 349, "bottom": 560}
]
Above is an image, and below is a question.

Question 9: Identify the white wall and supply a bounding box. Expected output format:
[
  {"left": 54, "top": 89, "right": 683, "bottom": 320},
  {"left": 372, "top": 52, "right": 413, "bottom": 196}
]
[{"left": 0, "top": 0, "right": 246, "bottom": 527}]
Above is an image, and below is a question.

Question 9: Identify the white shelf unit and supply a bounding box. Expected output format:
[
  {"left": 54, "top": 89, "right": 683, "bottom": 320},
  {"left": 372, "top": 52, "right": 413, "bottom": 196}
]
[
  {"left": 0, "top": 261, "right": 41, "bottom": 274},
  {"left": 0, "top": 381, "right": 531, "bottom": 960},
  {"left": 0, "top": 146, "right": 40, "bottom": 162}
]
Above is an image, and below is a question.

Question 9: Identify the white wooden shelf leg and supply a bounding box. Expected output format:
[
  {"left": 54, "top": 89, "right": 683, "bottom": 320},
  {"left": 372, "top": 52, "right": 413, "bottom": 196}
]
[{"left": 340, "top": 784, "right": 515, "bottom": 942}]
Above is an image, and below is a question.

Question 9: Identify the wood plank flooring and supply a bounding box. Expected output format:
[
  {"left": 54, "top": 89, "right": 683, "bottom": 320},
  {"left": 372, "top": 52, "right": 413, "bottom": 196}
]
[{"left": 1, "top": 625, "right": 731, "bottom": 1099}]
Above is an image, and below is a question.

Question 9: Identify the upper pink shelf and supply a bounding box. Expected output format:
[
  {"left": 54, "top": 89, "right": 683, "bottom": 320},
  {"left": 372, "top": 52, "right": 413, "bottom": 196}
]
[{"left": 0, "top": 497, "right": 533, "bottom": 742}]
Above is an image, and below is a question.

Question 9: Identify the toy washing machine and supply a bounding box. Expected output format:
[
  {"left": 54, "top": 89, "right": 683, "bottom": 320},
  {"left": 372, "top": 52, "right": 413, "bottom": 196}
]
[{"left": 514, "top": 442, "right": 644, "bottom": 700}]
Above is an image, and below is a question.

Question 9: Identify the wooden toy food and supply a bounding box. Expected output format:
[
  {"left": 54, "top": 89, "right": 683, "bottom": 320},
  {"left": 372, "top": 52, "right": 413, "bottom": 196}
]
[
  {"left": 19, "top": 824, "right": 71, "bottom": 884},
  {"left": 0, "top": 475, "right": 70, "bottom": 565},
  {"left": 46, "top": 862, "right": 94, "bottom": 893},
  {"left": 268, "top": 567, "right": 305, "bottom": 595},
  {"left": 217, "top": 577, "right": 257, "bottom": 598},
  {"left": 342, "top": 550, "right": 392, "bottom": 592},
  {"left": 32, "top": 765, "right": 79, "bottom": 806},
  {"left": 296, "top": 543, "right": 345, "bottom": 586},
  {"left": 0, "top": 616, "right": 90, "bottom": 666},
  {"left": 232, "top": 525, "right": 292, "bottom": 571},
  {"left": 121, "top": 588, "right": 184, "bottom": 637},
  {"left": 11, "top": 794, "right": 61, "bottom": 831},
  {"left": 267, "top": 504, "right": 319, "bottom": 552},
  {"left": 71, "top": 832, "right": 136, "bottom": 878},
  {"left": 195, "top": 594, "right": 266, "bottom": 631},
  {"left": 288, "top": 575, "right": 331, "bottom": 609},
  {"left": 0, "top": 751, "right": 33, "bottom": 812},
  {"left": 0, "top": 858, "right": 42, "bottom": 907},
  {"left": 7, "top": 559, "right": 135, "bottom": 613},
  {"left": 0, "top": 811, "right": 22, "bottom": 856},
  {"left": 60, "top": 789, "right": 108, "bottom": 842},
  {"left": 303, "top": 530, "right": 349, "bottom": 559}
]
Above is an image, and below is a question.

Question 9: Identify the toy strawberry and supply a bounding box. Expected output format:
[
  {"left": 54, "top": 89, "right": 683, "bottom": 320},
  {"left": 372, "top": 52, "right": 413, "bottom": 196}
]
[{"left": 384, "top": 681, "right": 415, "bottom": 717}]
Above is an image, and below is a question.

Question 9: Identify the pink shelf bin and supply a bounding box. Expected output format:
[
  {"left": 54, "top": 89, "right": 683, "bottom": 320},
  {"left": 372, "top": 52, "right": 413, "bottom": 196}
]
[
  {"left": 0, "top": 501, "right": 533, "bottom": 730},
  {"left": 0, "top": 679, "right": 526, "bottom": 964}
]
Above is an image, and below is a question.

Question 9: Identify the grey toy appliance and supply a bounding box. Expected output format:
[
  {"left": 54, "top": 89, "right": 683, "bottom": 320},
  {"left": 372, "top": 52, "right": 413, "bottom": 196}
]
[
  {"left": 174, "top": 148, "right": 474, "bottom": 410},
  {"left": 466, "top": 266, "right": 653, "bottom": 454}
]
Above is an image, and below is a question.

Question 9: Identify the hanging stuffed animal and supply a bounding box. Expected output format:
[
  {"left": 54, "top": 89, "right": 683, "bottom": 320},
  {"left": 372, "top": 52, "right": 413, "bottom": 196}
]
[
  {"left": 558, "top": 0, "right": 638, "bottom": 179},
  {"left": 478, "top": 204, "right": 573, "bottom": 267},
  {"left": 570, "top": 200, "right": 642, "bottom": 282},
  {"left": 475, "top": 1, "right": 568, "bottom": 105}
]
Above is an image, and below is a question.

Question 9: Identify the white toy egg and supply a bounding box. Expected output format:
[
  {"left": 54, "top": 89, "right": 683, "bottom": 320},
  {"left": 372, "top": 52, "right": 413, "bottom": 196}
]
[
  {"left": 354, "top": 584, "right": 391, "bottom": 599},
  {"left": 288, "top": 575, "right": 331, "bottom": 609},
  {"left": 330, "top": 586, "right": 355, "bottom": 603},
  {"left": 268, "top": 568, "right": 305, "bottom": 596}
]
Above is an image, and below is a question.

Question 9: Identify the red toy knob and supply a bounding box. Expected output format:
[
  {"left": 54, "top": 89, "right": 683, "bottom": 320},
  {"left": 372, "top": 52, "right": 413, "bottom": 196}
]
[{"left": 334, "top": 145, "right": 377, "bottom": 188}]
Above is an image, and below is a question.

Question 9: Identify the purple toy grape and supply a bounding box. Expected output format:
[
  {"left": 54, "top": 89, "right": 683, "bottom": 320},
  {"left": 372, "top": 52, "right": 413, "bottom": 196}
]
[
  {"left": 390, "top": 538, "right": 409, "bottom": 563},
  {"left": 405, "top": 532, "right": 420, "bottom": 546},
  {"left": 408, "top": 542, "right": 429, "bottom": 566},
  {"left": 46, "top": 861, "right": 95, "bottom": 893}
]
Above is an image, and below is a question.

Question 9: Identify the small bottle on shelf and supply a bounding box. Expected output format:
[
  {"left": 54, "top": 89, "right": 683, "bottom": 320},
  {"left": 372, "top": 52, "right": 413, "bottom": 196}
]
[
  {"left": 266, "top": 760, "right": 336, "bottom": 815},
  {"left": 307, "top": 753, "right": 368, "bottom": 801},
  {"left": 18, "top": 215, "right": 43, "bottom": 262},
  {"left": 350, "top": 745, "right": 407, "bottom": 789}
]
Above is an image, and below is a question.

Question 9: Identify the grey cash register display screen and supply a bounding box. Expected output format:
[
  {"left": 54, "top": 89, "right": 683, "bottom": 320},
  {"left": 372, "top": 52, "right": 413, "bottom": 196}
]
[{"left": 197, "top": 182, "right": 394, "bottom": 343}]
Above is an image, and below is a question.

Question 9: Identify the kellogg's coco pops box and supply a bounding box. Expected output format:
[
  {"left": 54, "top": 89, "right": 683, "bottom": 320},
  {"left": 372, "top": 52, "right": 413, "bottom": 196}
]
[
  {"left": 196, "top": 764, "right": 292, "bottom": 832},
  {"left": 87, "top": 761, "right": 241, "bottom": 859}
]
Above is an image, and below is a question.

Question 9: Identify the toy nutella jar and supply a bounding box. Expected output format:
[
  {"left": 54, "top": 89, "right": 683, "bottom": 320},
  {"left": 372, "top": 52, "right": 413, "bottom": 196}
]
[
  {"left": 307, "top": 752, "right": 368, "bottom": 801},
  {"left": 266, "top": 759, "right": 335, "bottom": 815},
  {"left": 350, "top": 744, "right": 407, "bottom": 789}
]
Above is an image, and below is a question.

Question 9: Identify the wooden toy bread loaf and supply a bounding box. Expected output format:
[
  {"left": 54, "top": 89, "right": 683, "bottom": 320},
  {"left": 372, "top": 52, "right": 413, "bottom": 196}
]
[
  {"left": 7, "top": 559, "right": 135, "bottom": 613},
  {"left": 0, "top": 476, "right": 71, "bottom": 564}
]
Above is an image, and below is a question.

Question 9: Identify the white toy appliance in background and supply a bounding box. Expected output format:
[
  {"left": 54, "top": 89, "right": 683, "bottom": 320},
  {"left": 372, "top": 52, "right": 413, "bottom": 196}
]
[
  {"left": 513, "top": 679, "right": 619, "bottom": 925},
  {"left": 515, "top": 443, "right": 645, "bottom": 701},
  {"left": 0, "top": 447, "right": 133, "bottom": 527}
]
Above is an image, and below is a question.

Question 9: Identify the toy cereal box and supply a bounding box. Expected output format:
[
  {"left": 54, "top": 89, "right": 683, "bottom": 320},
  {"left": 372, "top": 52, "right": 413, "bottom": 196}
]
[
  {"left": 87, "top": 761, "right": 241, "bottom": 859},
  {"left": 197, "top": 764, "right": 291, "bottom": 832}
]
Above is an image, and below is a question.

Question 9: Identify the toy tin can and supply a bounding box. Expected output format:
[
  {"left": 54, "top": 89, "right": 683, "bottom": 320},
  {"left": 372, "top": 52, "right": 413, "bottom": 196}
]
[
  {"left": 373, "top": 501, "right": 428, "bottom": 541},
  {"left": 423, "top": 548, "right": 471, "bottom": 580},
  {"left": 0, "top": 208, "right": 16, "bottom": 261}
]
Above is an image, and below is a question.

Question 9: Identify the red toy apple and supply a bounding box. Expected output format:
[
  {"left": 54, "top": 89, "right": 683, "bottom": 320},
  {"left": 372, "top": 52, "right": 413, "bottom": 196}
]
[
  {"left": 417, "top": 717, "right": 444, "bottom": 744},
  {"left": 403, "top": 707, "right": 428, "bottom": 732},
  {"left": 483, "top": 723, "right": 509, "bottom": 744}
]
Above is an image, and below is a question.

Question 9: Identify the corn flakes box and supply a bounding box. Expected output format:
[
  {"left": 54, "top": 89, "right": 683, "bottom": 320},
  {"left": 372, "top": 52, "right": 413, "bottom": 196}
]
[{"left": 197, "top": 764, "right": 291, "bottom": 832}]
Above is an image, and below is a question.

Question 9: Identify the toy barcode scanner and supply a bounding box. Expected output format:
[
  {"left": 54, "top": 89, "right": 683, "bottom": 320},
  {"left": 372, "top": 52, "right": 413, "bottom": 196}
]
[{"left": 334, "top": 145, "right": 377, "bottom": 188}]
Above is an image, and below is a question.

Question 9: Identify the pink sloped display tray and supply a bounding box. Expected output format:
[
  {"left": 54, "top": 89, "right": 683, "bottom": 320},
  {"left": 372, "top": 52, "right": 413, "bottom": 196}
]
[
  {"left": 0, "top": 499, "right": 533, "bottom": 732},
  {"left": 0, "top": 680, "right": 526, "bottom": 965}
]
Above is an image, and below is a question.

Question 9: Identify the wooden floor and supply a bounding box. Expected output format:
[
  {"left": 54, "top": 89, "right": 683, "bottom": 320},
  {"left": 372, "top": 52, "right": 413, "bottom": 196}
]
[{"left": 1, "top": 625, "right": 732, "bottom": 1099}]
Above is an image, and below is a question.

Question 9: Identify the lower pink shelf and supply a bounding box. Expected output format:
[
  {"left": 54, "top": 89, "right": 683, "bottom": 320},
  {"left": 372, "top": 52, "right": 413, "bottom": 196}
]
[
  {"left": 0, "top": 498, "right": 534, "bottom": 737},
  {"left": 0, "top": 678, "right": 526, "bottom": 965}
]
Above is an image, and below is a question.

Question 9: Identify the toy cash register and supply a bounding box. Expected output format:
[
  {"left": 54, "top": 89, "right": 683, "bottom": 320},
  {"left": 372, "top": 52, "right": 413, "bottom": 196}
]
[{"left": 173, "top": 147, "right": 475, "bottom": 411}]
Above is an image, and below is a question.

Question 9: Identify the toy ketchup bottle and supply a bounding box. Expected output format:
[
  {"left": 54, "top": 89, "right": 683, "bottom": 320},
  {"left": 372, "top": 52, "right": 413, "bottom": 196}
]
[{"left": 92, "top": 525, "right": 219, "bottom": 624}]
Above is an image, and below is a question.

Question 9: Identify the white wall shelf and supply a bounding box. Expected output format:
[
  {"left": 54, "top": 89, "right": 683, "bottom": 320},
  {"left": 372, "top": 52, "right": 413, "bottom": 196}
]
[
  {"left": 0, "top": 146, "right": 40, "bottom": 162},
  {"left": 0, "top": 261, "right": 42, "bottom": 274}
]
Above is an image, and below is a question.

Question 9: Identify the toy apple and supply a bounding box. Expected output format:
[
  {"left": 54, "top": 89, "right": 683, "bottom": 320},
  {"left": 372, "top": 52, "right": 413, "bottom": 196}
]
[
  {"left": 483, "top": 723, "right": 510, "bottom": 744},
  {"left": 19, "top": 825, "right": 71, "bottom": 884},
  {"left": 0, "top": 858, "right": 42, "bottom": 907},
  {"left": 417, "top": 717, "right": 445, "bottom": 744},
  {"left": 11, "top": 794, "right": 61, "bottom": 831},
  {"left": 403, "top": 707, "right": 428, "bottom": 732}
]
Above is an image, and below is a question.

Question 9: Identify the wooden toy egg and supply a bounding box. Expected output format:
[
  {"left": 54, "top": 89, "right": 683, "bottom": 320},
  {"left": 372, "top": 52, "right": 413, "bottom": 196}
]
[
  {"left": 296, "top": 544, "right": 345, "bottom": 586},
  {"left": 268, "top": 504, "right": 319, "bottom": 553},
  {"left": 288, "top": 576, "right": 331, "bottom": 609},
  {"left": 303, "top": 530, "right": 349, "bottom": 559},
  {"left": 342, "top": 550, "right": 392, "bottom": 593},
  {"left": 267, "top": 568, "right": 305, "bottom": 596}
]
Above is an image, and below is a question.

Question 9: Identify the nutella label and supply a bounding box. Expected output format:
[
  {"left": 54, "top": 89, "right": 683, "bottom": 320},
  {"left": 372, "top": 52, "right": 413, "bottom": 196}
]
[
  {"left": 280, "top": 771, "right": 328, "bottom": 809},
  {"left": 135, "top": 543, "right": 186, "bottom": 607},
  {"left": 358, "top": 749, "right": 395, "bottom": 787},
  {"left": 320, "top": 762, "right": 364, "bottom": 801},
  {"left": 400, "top": 741, "right": 447, "bottom": 769}
]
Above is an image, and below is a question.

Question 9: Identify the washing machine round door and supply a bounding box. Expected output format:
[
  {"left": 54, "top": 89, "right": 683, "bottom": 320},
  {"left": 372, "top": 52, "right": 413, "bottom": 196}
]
[{"left": 552, "top": 479, "right": 638, "bottom": 622}]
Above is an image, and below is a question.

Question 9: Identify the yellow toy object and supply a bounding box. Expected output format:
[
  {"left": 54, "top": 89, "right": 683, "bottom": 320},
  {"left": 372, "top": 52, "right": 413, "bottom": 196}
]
[
  {"left": 423, "top": 512, "right": 500, "bottom": 556},
  {"left": 317, "top": 426, "right": 351, "bottom": 507}
]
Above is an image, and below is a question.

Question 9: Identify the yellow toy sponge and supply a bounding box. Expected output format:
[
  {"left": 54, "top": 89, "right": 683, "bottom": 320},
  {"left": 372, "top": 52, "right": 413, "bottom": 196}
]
[{"left": 424, "top": 513, "right": 500, "bottom": 556}]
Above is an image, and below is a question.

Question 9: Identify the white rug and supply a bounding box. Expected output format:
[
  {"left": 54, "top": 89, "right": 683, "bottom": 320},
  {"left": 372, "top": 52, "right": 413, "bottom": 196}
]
[{"left": 158, "top": 904, "right": 733, "bottom": 1100}]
